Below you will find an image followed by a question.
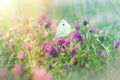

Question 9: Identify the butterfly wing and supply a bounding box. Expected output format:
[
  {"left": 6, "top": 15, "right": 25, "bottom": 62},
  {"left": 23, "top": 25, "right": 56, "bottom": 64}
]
[
  {"left": 54, "top": 20, "right": 65, "bottom": 38},
  {"left": 54, "top": 19, "right": 72, "bottom": 39},
  {"left": 64, "top": 20, "right": 72, "bottom": 36}
]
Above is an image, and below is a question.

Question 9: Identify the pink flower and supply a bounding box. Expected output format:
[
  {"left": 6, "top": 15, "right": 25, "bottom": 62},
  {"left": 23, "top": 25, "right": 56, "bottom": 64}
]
[
  {"left": 38, "top": 13, "right": 46, "bottom": 22},
  {"left": 56, "top": 46, "right": 61, "bottom": 53},
  {"left": 97, "top": 50, "right": 107, "bottom": 57},
  {"left": 54, "top": 37, "right": 65, "bottom": 45},
  {"left": 24, "top": 43, "right": 32, "bottom": 50},
  {"left": 82, "top": 19, "right": 88, "bottom": 26},
  {"left": 73, "top": 24, "right": 80, "bottom": 30},
  {"left": 32, "top": 67, "right": 52, "bottom": 80},
  {"left": 14, "top": 63, "right": 23, "bottom": 77},
  {"left": 114, "top": 41, "right": 120, "bottom": 48},
  {"left": 44, "top": 19, "right": 51, "bottom": 28},
  {"left": 17, "top": 52, "right": 26, "bottom": 60},
  {"left": 72, "top": 31, "right": 83, "bottom": 42},
  {"left": 43, "top": 42, "right": 58, "bottom": 57},
  {"left": 0, "top": 69, "right": 8, "bottom": 79},
  {"left": 69, "top": 47, "right": 77, "bottom": 56},
  {"left": 63, "top": 38, "right": 71, "bottom": 48},
  {"left": 54, "top": 38, "right": 71, "bottom": 53}
]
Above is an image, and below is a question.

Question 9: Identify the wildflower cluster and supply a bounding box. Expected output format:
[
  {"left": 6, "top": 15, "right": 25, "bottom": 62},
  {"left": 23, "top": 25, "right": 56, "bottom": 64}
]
[{"left": 0, "top": 14, "right": 116, "bottom": 80}]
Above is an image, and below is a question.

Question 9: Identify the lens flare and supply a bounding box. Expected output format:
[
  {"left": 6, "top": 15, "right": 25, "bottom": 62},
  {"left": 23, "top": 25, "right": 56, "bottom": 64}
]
[{"left": 0, "top": 0, "right": 13, "bottom": 11}]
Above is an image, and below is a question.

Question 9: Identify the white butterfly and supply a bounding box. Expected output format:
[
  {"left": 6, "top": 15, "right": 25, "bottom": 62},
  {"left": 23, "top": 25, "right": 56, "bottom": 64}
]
[{"left": 54, "top": 19, "right": 72, "bottom": 39}]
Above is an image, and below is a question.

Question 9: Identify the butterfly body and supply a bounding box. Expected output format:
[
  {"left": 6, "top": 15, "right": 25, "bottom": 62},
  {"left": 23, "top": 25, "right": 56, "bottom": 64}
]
[{"left": 54, "top": 19, "right": 72, "bottom": 39}]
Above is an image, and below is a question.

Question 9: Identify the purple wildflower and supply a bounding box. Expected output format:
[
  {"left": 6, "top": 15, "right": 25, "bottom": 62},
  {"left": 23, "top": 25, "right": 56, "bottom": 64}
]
[
  {"left": 63, "top": 38, "right": 71, "bottom": 48},
  {"left": 55, "top": 45, "right": 65, "bottom": 53},
  {"left": 97, "top": 50, "right": 108, "bottom": 58},
  {"left": 73, "top": 24, "right": 80, "bottom": 30},
  {"left": 82, "top": 19, "right": 88, "bottom": 26},
  {"left": 97, "top": 50, "right": 103, "bottom": 56},
  {"left": 56, "top": 46, "right": 61, "bottom": 53},
  {"left": 72, "top": 31, "right": 83, "bottom": 42},
  {"left": 114, "top": 41, "right": 120, "bottom": 48},
  {"left": 54, "top": 37, "right": 65, "bottom": 45},
  {"left": 43, "top": 42, "right": 58, "bottom": 57},
  {"left": 61, "top": 47, "right": 66, "bottom": 52},
  {"left": 44, "top": 19, "right": 51, "bottom": 28},
  {"left": 54, "top": 37, "right": 71, "bottom": 52},
  {"left": 17, "top": 52, "right": 26, "bottom": 60},
  {"left": 88, "top": 27, "right": 95, "bottom": 33},
  {"left": 38, "top": 13, "right": 46, "bottom": 22},
  {"left": 69, "top": 47, "right": 77, "bottom": 56}
]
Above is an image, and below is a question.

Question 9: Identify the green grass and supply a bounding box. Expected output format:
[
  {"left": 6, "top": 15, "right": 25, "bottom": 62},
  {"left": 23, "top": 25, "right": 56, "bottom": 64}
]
[
  {"left": 50, "top": 0, "right": 120, "bottom": 79},
  {"left": 0, "top": 0, "right": 120, "bottom": 80}
]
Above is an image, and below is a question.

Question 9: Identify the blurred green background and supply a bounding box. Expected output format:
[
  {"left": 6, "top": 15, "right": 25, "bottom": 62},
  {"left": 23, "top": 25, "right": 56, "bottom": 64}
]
[
  {"left": 0, "top": 0, "right": 120, "bottom": 40},
  {"left": 0, "top": 0, "right": 120, "bottom": 80}
]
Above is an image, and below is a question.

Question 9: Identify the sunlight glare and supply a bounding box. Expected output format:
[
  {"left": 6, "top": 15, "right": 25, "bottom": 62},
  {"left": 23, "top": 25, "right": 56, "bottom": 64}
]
[{"left": 0, "top": 0, "right": 13, "bottom": 11}]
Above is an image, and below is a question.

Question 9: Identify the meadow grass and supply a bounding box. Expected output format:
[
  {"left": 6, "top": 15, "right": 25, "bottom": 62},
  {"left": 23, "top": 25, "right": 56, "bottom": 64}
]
[{"left": 0, "top": 0, "right": 120, "bottom": 80}]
